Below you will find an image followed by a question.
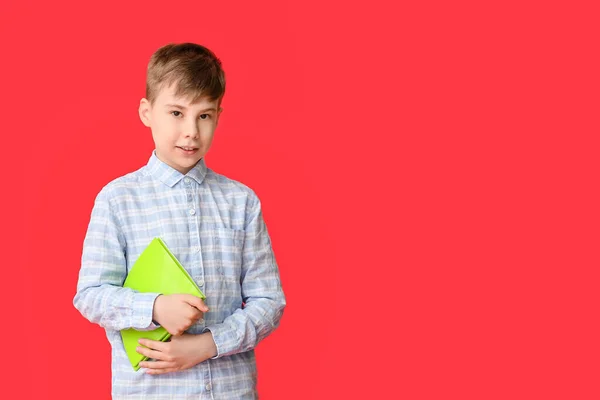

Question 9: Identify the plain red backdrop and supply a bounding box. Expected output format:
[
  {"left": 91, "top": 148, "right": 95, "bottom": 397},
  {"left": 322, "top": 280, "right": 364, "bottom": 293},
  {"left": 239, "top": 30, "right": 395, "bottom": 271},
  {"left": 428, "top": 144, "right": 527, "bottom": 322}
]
[{"left": 1, "top": 0, "right": 599, "bottom": 399}]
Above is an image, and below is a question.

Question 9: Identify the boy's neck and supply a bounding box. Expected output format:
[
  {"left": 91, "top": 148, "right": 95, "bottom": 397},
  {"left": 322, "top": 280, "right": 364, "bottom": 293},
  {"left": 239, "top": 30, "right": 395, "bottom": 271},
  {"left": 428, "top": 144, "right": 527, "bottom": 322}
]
[{"left": 154, "top": 150, "right": 204, "bottom": 176}]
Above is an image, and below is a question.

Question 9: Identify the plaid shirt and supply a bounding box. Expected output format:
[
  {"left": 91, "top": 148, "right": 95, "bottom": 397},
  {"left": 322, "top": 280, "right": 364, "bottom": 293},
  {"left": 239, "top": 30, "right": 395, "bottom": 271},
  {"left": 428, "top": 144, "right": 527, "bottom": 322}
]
[{"left": 73, "top": 151, "right": 285, "bottom": 399}]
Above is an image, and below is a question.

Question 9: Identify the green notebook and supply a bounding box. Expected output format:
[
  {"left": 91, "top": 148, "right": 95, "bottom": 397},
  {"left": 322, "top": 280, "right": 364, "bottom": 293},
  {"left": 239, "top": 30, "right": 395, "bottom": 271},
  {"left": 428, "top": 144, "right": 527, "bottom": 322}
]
[{"left": 120, "top": 237, "right": 206, "bottom": 371}]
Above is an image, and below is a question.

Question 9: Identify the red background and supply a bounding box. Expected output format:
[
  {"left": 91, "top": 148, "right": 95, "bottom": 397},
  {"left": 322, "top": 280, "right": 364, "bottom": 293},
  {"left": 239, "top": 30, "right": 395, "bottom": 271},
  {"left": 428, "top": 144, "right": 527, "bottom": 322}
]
[{"left": 1, "top": 1, "right": 599, "bottom": 399}]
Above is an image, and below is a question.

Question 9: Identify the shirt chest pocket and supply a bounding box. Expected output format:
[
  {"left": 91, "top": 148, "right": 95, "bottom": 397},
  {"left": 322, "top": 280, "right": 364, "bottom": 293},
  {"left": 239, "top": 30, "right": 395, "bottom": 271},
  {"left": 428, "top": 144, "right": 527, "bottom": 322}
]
[{"left": 205, "top": 227, "right": 245, "bottom": 282}]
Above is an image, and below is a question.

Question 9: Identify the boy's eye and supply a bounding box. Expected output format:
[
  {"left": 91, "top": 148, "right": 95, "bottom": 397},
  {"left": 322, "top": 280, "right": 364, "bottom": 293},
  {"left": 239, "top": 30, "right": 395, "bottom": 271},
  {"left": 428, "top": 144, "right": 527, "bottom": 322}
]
[
  {"left": 171, "top": 111, "right": 182, "bottom": 117},
  {"left": 200, "top": 114, "right": 210, "bottom": 120}
]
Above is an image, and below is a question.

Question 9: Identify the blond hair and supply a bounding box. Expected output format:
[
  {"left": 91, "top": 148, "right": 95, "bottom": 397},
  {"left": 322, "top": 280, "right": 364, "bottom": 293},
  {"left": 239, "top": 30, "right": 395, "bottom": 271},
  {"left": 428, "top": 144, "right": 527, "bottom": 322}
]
[{"left": 146, "top": 43, "right": 226, "bottom": 105}]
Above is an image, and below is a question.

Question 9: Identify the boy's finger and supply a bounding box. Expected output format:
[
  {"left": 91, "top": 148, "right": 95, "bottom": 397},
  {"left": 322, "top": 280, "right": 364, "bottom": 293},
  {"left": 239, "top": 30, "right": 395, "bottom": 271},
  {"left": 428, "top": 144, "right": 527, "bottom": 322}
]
[
  {"left": 136, "top": 346, "right": 163, "bottom": 360},
  {"left": 140, "top": 360, "right": 175, "bottom": 370},
  {"left": 183, "top": 295, "right": 209, "bottom": 312},
  {"left": 139, "top": 338, "right": 168, "bottom": 351}
]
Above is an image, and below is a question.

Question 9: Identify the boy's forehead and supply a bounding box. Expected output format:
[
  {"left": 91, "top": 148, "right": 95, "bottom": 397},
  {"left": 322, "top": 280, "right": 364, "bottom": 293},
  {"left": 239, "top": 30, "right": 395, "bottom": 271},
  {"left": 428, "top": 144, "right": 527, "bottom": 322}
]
[{"left": 156, "top": 84, "right": 217, "bottom": 107}]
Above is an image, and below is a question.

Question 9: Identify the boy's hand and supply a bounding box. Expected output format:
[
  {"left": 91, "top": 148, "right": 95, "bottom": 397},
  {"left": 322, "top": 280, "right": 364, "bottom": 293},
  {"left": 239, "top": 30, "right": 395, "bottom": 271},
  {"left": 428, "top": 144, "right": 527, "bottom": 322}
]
[
  {"left": 152, "top": 294, "right": 208, "bottom": 336},
  {"left": 137, "top": 333, "right": 218, "bottom": 375}
]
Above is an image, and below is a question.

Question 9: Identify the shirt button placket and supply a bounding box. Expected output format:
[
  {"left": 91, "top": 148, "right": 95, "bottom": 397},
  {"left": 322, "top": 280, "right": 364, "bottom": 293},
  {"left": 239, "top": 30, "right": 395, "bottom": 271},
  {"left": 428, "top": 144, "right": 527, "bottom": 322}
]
[{"left": 185, "top": 177, "right": 203, "bottom": 284}]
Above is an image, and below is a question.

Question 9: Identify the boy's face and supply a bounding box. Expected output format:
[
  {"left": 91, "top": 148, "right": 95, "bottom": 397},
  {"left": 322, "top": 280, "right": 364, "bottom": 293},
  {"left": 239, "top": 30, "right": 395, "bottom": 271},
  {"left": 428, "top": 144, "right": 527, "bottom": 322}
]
[{"left": 139, "top": 83, "right": 222, "bottom": 175}]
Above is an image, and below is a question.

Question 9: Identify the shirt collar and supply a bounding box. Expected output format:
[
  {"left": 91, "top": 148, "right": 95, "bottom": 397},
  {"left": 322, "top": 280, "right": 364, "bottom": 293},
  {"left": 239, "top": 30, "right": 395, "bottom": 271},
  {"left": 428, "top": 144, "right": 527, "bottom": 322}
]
[{"left": 146, "top": 150, "right": 208, "bottom": 187}]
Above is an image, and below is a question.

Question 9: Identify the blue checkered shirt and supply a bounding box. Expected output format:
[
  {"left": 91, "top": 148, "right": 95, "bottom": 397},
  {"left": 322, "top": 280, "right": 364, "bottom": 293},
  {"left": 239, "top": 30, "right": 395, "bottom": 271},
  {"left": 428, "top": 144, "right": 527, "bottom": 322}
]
[{"left": 73, "top": 151, "right": 286, "bottom": 399}]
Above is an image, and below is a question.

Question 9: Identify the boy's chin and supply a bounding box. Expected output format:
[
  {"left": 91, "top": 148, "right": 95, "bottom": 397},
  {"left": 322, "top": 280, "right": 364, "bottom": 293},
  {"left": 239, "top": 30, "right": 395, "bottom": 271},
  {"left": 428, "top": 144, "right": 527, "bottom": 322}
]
[
  {"left": 176, "top": 155, "right": 202, "bottom": 167},
  {"left": 157, "top": 152, "right": 202, "bottom": 174}
]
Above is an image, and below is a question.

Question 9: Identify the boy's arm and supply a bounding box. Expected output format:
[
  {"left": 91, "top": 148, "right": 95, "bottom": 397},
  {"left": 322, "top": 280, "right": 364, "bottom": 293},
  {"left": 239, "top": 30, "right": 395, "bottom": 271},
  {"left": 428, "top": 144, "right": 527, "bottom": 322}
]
[
  {"left": 73, "top": 186, "right": 160, "bottom": 332},
  {"left": 203, "top": 193, "right": 286, "bottom": 358}
]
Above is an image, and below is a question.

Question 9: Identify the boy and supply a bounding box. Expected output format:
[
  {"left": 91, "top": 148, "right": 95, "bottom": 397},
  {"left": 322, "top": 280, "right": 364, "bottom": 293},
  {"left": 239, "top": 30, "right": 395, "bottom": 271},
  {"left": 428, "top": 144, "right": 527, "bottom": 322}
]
[{"left": 73, "top": 43, "right": 286, "bottom": 399}]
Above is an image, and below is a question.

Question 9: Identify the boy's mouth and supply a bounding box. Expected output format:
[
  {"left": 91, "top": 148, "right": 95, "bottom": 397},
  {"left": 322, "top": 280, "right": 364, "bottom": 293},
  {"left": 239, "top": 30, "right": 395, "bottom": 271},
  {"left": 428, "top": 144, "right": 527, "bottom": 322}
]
[{"left": 177, "top": 146, "right": 199, "bottom": 155}]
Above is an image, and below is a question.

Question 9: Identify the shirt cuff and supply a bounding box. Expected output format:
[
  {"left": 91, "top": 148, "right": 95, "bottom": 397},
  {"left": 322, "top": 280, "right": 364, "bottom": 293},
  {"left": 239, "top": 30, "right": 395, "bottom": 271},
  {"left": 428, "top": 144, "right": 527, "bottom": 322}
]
[
  {"left": 202, "top": 323, "right": 239, "bottom": 358},
  {"left": 130, "top": 292, "right": 161, "bottom": 330}
]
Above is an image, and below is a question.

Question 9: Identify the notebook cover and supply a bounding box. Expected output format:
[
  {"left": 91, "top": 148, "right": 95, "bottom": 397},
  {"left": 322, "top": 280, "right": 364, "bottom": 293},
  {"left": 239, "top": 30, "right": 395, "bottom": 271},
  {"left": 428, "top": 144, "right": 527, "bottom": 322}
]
[{"left": 120, "top": 238, "right": 206, "bottom": 371}]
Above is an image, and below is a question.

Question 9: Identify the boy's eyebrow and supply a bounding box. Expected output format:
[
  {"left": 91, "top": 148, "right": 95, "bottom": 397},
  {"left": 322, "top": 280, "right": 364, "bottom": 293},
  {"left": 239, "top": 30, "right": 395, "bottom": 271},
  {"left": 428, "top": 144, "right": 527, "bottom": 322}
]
[{"left": 165, "top": 103, "right": 217, "bottom": 112}]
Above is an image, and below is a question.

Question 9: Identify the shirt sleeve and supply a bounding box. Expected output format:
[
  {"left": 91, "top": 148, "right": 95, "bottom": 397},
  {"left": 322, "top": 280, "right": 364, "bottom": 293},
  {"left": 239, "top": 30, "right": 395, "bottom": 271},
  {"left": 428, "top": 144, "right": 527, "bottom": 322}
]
[
  {"left": 203, "top": 193, "right": 286, "bottom": 357},
  {"left": 73, "top": 186, "right": 161, "bottom": 332}
]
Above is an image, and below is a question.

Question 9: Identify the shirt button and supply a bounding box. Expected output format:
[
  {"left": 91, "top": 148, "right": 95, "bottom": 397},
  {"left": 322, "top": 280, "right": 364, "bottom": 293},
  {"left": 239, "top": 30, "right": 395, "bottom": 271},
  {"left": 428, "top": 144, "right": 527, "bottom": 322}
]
[
  {"left": 189, "top": 209, "right": 196, "bottom": 215},
  {"left": 197, "top": 279, "right": 204, "bottom": 286},
  {"left": 205, "top": 383, "right": 212, "bottom": 391},
  {"left": 192, "top": 246, "right": 200, "bottom": 253},
  {"left": 184, "top": 177, "right": 191, "bottom": 184}
]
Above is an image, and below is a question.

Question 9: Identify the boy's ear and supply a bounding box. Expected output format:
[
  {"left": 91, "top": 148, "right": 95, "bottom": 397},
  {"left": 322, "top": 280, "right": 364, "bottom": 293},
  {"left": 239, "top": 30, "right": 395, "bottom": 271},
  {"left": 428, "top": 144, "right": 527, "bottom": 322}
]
[
  {"left": 139, "top": 98, "right": 152, "bottom": 127},
  {"left": 216, "top": 106, "right": 223, "bottom": 126}
]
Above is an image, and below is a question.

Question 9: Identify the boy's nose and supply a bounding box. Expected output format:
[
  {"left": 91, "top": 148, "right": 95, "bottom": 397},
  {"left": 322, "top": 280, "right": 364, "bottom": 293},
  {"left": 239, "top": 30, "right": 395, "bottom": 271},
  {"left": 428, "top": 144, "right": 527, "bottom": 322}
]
[{"left": 185, "top": 122, "right": 199, "bottom": 138}]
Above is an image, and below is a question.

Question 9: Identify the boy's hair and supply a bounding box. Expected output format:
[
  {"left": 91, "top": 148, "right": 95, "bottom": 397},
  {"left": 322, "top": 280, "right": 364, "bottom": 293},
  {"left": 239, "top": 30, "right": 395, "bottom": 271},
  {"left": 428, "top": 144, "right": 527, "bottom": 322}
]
[{"left": 146, "top": 43, "right": 226, "bottom": 105}]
